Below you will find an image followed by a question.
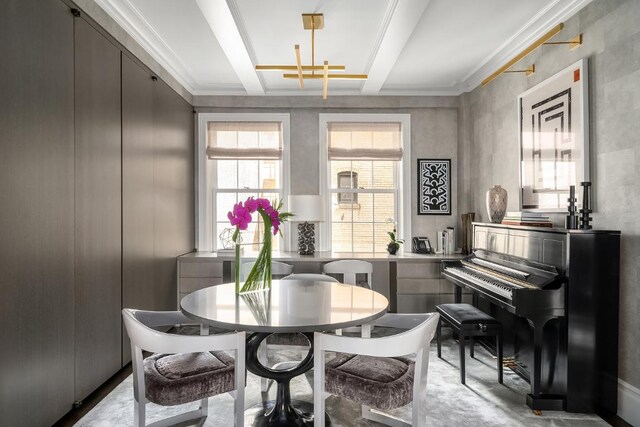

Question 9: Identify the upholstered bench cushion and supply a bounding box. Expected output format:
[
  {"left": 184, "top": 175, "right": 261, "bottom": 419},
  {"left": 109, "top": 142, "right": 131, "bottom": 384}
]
[
  {"left": 325, "top": 353, "right": 414, "bottom": 411},
  {"left": 144, "top": 351, "right": 235, "bottom": 406},
  {"left": 266, "top": 332, "right": 310, "bottom": 346},
  {"left": 436, "top": 303, "right": 499, "bottom": 329}
]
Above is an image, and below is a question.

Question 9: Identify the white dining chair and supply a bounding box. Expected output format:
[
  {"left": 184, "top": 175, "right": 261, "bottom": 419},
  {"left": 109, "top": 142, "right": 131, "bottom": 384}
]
[
  {"left": 323, "top": 260, "right": 374, "bottom": 335},
  {"left": 241, "top": 260, "right": 293, "bottom": 281},
  {"left": 314, "top": 312, "right": 440, "bottom": 427},
  {"left": 323, "top": 259, "right": 373, "bottom": 288},
  {"left": 122, "top": 309, "right": 246, "bottom": 427}
]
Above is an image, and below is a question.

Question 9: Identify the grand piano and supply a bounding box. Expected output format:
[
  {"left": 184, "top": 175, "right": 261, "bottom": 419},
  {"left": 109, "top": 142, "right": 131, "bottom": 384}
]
[{"left": 442, "top": 222, "right": 620, "bottom": 414}]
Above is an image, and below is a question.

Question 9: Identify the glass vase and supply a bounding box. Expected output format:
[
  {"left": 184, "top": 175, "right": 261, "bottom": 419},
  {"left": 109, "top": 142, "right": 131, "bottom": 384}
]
[{"left": 235, "top": 213, "right": 273, "bottom": 294}]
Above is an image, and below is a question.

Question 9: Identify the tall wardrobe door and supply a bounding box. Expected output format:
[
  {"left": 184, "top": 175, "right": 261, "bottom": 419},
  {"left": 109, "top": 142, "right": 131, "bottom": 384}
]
[
  {"left": 0, "top": 1, "right": 75, "bottom": 425},
  {"left": 74, "top": 18, "right": 122, "bottom": 400},
  {"left": 153, "top": 82, "right": 195, "bottom": 310},
  {"left": 121, "top": 54, "right": 155, "bottom": 364}
]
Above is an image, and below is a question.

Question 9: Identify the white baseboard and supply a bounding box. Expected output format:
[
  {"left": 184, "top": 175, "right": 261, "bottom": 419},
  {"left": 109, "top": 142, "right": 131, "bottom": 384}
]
[{"left": 618, "top": 378, "right": 640, "bottom": 426}]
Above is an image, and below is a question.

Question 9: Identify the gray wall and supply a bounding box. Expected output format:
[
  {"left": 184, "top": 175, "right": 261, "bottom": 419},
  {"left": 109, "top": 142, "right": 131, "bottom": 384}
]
[
  {"left": 195, "top": 96, "right": 460, "bottom": 244},
  {"left": 459, "top": 0, "right": 640, "bottom": 389}
]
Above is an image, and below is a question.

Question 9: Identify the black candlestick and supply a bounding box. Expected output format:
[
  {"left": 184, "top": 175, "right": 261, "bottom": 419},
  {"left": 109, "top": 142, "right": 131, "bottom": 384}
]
[
  {"left": 579, "top": 181, "right": 593, "bottom": 230},
  {"left": 565, "top": 185, "right": 578, "bottom": 229}
]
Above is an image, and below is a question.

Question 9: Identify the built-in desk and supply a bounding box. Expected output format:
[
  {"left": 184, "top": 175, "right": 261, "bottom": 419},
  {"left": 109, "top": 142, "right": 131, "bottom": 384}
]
[{"left": 177, "top": 251, "right": 466, "bottom": 313}]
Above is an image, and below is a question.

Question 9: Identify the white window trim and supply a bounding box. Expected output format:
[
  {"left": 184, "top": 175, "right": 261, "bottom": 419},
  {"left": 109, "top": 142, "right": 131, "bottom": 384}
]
[
  {"left": 196, "top": 113, "right": 291, "bottom": 252},
  {"left": 318, "top": 113, "right": 411, "bottom": 253}
]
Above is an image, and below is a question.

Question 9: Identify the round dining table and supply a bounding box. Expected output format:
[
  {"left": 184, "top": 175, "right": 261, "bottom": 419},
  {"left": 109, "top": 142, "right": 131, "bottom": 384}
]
[{"left": 180, "top": 279, "right": 389, "bottom": 427}]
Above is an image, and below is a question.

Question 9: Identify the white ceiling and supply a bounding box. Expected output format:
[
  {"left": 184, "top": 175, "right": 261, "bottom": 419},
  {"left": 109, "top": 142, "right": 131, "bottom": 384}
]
[{"left": 95, "top": 0, "right": 592, "bottom": 96}]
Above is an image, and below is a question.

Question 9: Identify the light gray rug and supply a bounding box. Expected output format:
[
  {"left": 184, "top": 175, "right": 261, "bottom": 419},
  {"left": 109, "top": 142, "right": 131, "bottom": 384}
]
[{"left": 76, "top": 331, "right": 606, "bottom": 427}]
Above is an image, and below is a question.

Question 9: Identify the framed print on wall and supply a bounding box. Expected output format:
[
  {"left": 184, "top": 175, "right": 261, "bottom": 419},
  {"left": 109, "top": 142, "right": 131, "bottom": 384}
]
[
  {"left": 519, "top": 58, "right": 589, "bottom": 212},
  {"left": 417, "top": 159, "right": 451, "bottom": 215}
]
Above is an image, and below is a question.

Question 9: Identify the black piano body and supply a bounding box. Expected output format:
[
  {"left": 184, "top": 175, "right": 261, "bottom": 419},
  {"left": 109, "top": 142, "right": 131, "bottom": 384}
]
[{"left": 442, "top": 223, "right": 620, "bottom": 414}]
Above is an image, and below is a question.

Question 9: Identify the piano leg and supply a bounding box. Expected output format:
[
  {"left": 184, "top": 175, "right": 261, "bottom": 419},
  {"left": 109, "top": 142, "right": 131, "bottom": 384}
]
[
  {"left": 454, "top": 286, "right": 462, "bottom": 304},
  {"left": 497, "top": 329, "right": 503, "bottom": 384},
  {"left": 459, "top": 332, "right": 466, "bottom": 384},
  {"left": 526, "top": 316, "right": 565, "bottom": 411}
]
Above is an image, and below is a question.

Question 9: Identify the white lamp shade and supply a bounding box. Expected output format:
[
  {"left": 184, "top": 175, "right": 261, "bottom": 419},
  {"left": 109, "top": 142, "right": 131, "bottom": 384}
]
[{"left": 288, "top": 195, "right": 325, "bottom": 222}]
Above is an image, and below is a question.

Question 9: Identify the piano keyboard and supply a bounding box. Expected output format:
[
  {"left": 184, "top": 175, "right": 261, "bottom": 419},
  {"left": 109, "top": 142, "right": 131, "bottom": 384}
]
[{"left": 444, "top": 266, "right": 520, "bottom": 300}]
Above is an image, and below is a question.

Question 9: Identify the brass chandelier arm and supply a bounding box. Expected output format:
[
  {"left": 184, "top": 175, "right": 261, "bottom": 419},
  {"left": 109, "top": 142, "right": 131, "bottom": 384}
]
[
  {"left": 283, "top": 73, "right": 368, "bottom": 80},
  {"left": 294, "top": 44, "right": 304, "bottom": 89},
  {"left": 255, "top": 65, "right": 346, "bottom": 71},
  {"left": 323, "top": 60, "right": 329, "bottom": 99}
]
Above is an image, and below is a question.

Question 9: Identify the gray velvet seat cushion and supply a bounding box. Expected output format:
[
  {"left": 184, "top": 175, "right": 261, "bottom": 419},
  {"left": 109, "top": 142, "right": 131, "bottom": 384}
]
[
  {"left": 325, "top": 353, "right": 415, "bottom": 411},
  {"left": 144, "top": 351, "right": 235, "bottom": 406}
]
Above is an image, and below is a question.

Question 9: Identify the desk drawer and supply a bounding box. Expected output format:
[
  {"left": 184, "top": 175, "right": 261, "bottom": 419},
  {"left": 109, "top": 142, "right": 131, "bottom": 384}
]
[
  {"left": 397, "top": 278, "right": 440, "bottom": 294},
  {"left": 180, "top": 277, "right": 223, "bottom": 293},
  {"left": 396, "top": 262, "right": 441, "bottom": 279},
  {"left": 179, "top": 262, "right": 223, "bottom": 278}
]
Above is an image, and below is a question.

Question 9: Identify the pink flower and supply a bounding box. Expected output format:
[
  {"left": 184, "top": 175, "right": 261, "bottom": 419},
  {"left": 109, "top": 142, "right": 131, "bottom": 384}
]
[
  {"left": 244, "top": 197, "right": 258, "bottom": 213},
  {"left": 272, "top": 218, "right": 281, "bottom": 235},
  {"left": 227, "top": 201, "right": 252, "bottom": 230},
  {"left": 256, "top": 198, "right": 271, "bottom": 210}
]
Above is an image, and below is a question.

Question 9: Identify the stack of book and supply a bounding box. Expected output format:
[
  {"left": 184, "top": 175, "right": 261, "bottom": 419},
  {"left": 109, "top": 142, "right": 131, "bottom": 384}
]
[{"left": 502, "top": 212, "right": 553, "bottom": 227}]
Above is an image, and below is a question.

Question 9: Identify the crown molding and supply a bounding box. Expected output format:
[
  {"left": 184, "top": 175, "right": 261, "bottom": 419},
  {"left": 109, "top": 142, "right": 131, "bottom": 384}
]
[
  {"left": 94, "top": 0, "right": 198, "bottom": 93},
  {"left": 458, "top": 0, "right": 592, "bottom": 93}
]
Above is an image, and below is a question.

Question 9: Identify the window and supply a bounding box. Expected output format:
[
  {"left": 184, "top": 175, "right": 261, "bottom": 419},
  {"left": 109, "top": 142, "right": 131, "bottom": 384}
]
[
  {"left": 337, "top": 171, "right": 358, "bottom": 204},
  {"left": 320, "top": 115, "right": 411, "bottom": 253},
  {"left": 197, "top": 114, "right": 290, "bottom": 252}
]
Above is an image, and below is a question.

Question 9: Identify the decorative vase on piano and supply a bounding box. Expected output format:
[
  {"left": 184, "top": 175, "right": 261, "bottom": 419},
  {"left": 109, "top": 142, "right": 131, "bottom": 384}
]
[{"left": 486, "top": 185, "right": 507, "bottom": 223}]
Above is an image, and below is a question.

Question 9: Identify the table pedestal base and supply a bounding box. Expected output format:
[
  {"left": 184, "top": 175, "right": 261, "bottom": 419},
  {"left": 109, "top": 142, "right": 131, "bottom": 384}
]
[
  {"left": 245, "top": 400, "right": 330, "bottom": 427},
  {"left": 246, "top": 332, "right": 331, "bottom": 426}
]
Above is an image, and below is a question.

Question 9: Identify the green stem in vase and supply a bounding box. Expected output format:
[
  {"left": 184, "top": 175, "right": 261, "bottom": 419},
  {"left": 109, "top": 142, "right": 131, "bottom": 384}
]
[{"left": 240, "top": 212, "right": 273, "bottom": 293}]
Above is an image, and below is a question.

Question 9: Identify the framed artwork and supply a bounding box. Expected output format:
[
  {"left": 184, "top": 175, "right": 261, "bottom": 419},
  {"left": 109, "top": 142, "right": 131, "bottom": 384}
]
[
  {"left": 417, "top": 159, "right": 451, "bottom": 215},
  {"left": 519, "top": 58, "right": 589, "bottom": 212}
]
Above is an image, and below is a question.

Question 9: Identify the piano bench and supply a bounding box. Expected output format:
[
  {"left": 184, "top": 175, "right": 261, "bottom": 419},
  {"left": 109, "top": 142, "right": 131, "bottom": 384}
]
[{"left": 435, "top": 303, "right": 503, "bottom": 385}]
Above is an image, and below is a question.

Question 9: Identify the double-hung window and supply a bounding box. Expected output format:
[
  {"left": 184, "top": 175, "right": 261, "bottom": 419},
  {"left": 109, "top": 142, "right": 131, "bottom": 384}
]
[
  {"left": 320, "top": 114, "right": 411, "bottom": 253},
  {"left": 197, "top": 114, "right": 290, "bottom": 252}
]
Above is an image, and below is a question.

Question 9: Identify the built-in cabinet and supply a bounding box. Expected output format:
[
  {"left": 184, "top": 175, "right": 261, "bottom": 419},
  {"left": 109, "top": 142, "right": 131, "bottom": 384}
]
[
  {"left": 74, "top": 17, "right": 123, "bottom": 401},
  {"left": 0, "top": 0, "right": 75, "bottom": 425},
  {"left": 121, "top": 56, "right": 195, "bottom": 364},
  {"left": 0, "top": 2, "right": 194, "bottom": 425}
]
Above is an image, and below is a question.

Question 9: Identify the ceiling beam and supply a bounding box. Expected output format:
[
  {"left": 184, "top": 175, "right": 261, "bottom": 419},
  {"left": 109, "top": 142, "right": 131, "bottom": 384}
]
[
  {"left": 195, "top": 0, "right": 264, "bottom": 95},
  {"left": 361, "top": 0, "right": 432, "bottom": 95}
]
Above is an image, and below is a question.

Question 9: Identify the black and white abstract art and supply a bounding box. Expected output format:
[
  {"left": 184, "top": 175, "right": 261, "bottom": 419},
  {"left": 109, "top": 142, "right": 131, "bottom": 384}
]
[
  {"left": 417, "top": 159, "right": 451, "bottom": 215},
  {"left": 519, "top": 58, "right": 589, "bottom": 212}
]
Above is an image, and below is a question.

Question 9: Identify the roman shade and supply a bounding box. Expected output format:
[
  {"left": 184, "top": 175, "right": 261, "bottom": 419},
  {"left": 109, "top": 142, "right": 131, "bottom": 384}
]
[
  {"left": 327, "top": 122, "right": 403, "bottom": 160},
  {"left": 207, "top": 121, "right": 283, "bottom": 160}
]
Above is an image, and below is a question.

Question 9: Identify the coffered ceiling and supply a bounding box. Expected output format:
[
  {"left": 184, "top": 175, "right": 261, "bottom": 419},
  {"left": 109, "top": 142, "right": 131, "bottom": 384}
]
[{"left": 95, "top": 0, "right": 592, "bottom": 96}]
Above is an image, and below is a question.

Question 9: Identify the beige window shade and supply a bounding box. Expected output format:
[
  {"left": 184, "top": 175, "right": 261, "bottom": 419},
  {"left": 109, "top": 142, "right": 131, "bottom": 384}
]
[
  {"left": 207, "top": 121, "right": 283, "bottom": 160},
  {"left": 328, "top": 122, "right": 403, "bottom": 160}
]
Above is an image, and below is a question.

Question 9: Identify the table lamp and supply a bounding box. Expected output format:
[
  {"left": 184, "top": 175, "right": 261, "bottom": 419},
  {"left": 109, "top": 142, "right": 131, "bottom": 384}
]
[{"left": 288, "top": 195, "right": 325, "bottom": 255}]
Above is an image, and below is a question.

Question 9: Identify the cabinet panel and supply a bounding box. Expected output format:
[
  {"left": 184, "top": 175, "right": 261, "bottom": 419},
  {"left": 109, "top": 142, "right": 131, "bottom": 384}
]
[
  {"left": 181, "top": 278, "right": 224, "bottom": 293},
  {"left": 180, "top": 262, "right": 223, "bottom": 278},
  {"left": 396, "top": 262, "right": 441, "bottom": 279},
  {"left": 121, "top": 54, "right": 155, "bottom": 364},
  {"left": 74, "top": 18, "right": 122, "bottom": 400},
  {"left": 397, "top": 278, "right": 441, "bottom": 294},
  {"left": 0, "top": 0, "right": 75, "bottom": 424},
  {"left": 397, "top": 295, "right": 440, "bottom": 314},
  {"left": 153, "top": 81, "right": 195, "bottom": 311}
]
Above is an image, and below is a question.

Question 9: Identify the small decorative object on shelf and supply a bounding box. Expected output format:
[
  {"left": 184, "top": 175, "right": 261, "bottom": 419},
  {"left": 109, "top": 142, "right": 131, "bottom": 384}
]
[
  {"left": 386, "top": 222, "right": 404, "bottom": 255},
  {"left": 486, "top": 185, "right": 508, "bottom": 223},
  {"left": 565, "top": 185, "right": 579, "bottom": 229},
  {"left": 502, "top": 211, "right": 552, "bottom": 227},
  {"left": 288, "top": 195, "right": 324, "bottom": 256},
  {"left": 227, "top": 197, "right": 292, "bottom": 293},
  {"left": 579, "top": 181, "right": 593, "bottom": 230},
  {"left": 460, "top": 212, "right": 475, "bottom": 255}
]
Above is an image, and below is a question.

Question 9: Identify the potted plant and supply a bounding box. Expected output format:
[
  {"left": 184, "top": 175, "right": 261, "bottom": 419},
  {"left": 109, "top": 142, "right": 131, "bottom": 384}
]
[{"left": 387, "top": 227, "right": 404, "bottom": 255}]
